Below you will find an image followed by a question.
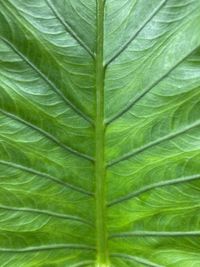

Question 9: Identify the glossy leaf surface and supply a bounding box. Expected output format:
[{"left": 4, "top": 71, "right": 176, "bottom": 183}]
[{"left": 0, "top": 0, "right": 200, "bottom": 266}]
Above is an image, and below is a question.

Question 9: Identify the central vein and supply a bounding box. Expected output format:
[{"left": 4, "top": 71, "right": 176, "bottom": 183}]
[{"left": 95, "top": 0, "right": 108, "bottom": 266}]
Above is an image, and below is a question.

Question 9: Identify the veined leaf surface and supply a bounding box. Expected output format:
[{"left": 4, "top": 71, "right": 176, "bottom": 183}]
[{"left": 0, "top": 0, "right": 200, "bottom": 266}]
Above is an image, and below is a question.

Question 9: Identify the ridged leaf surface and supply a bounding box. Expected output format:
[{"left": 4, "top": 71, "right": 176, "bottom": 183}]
[{"left": 0, "top": 0, "right": 200, "bottom": 266}]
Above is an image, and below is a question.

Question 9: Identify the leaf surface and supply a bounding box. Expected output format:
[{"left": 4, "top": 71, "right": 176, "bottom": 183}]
[{"left": 0, "top": 0, "right": 200, "bottom": 266}]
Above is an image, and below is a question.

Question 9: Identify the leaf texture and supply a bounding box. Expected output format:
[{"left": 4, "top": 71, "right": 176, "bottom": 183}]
[{"left": 0, "top": 0, "right": 200, "bottom": 266}]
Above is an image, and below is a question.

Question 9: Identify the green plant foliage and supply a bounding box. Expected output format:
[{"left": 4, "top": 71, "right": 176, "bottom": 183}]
[{"left": 0, "top": 0, "right": 200, "bottom": 266}]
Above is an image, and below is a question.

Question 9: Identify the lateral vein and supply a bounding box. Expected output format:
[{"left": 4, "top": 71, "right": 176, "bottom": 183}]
[
  {"left": 106, "top": 45, "right": 200, "bottom": 125},
  {"left": 0, "top": 160, "right": 93, "bottom": 196},
  {"left": 45, "top": 0, "right": 94, "bottom": 59},
  {"left": 110, "top": 231, "right": 200, "bottom": 238},
  {"left": 108, "top": 174, "right": 200, "bottom": 207},
  {"left": 0, "top": 109, "right": 94, "bottom": 162},
  {"left": 105, "top": 0, "right": 167, "bottom": 68},
  {"left": 0, "top": 244, "right": 95, "bottom": 253},
  {"left": 0, "top": 37, "right": 93, "bottom": 125},
  {"left": 0, "top": 204, "right": 93, "bottom": 226},
  {"left": 111, "top": 253, "right": 164, "bottom": 267},
  {"left": 107, "top": 120, "right": 200, "bottom": 167}
]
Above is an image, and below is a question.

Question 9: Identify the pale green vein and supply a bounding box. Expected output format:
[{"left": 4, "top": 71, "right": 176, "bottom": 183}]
[
  {"left": 0, "top": 244, "right": 95, "bottom": 253},
  {"left": 111, "top": 253, "right": 164, "bottom": 267},
  {"left": 0, "top": 160, "right": 93, "bottom": 196},
  {"left": 105, "top": 0, "right": 167, "bottom": 67},
  {"left": 95, "top": 0, "right": 108, "bottom": 266},
  {"left": 0, "top": 37, "right": 93, "bottom": 125},
  {"left": 110, "top": 231, "right": 200, "bottom": 238},
  {"left": 106, "top": 45, "right": 200, "bottom": 125},
  {"left": 71, "top": 261, "right": 95, "bottom": 267},
  {"left": 107, "top": 120, "right": 200, "bottom": 167},
  {"left": 108, "top": 174, "right": 200, "bottom": 207},
  {"left": 45, "top": 0, "right": 94, "bottom": 59},
  {"left": 0, "top": 204, "right": 93, "bottom": 226},
  {"left": 0, "top": 109, "right": 94, "bottom": 162}
]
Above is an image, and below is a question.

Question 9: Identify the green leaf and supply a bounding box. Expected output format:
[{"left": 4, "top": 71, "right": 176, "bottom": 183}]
[{"left": 0, "top": 0, "right": 200, "bottom": 266}]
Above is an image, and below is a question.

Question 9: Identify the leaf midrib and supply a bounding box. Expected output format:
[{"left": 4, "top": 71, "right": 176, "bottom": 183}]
[{"left": 95, "top": 0, "right": 109, "bottom": 266}]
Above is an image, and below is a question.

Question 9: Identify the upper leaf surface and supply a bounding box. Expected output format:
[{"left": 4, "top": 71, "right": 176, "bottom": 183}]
[{"left": 0, "top": 0, "right": 200, "bottom": 266}]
